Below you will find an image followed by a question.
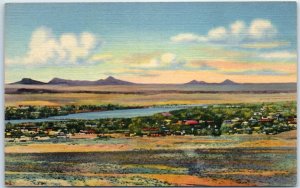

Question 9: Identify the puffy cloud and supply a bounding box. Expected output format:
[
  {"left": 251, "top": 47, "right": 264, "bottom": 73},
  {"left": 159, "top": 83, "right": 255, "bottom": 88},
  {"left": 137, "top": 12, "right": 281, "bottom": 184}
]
[
  {"left": 248, "top": 19, "right": 277, "bottom": 39},
  {"left": 148, "top": 53, "right": 182, "bottom": 68},
  {"left": 230, "top": 20, "right": 246, "bottom": 35},
  {"left": 207, "top": 27, "right": 228, "bottom": 41},
  {"left": 6, "top": 27, "right": 102, "bottom": 65},
  {"left": 126, "top": 52, "right": 184, "bottom": 69},
  {"left": 258, "top": 51, "right": 297, "bottom": 61},
  {"left": 171, "top": 18, "right": 279, "bottom": 47}
]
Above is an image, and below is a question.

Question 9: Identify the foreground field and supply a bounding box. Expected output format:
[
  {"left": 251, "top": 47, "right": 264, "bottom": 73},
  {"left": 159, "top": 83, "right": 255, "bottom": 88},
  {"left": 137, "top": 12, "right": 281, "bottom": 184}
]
[
  {"left": 5, "top": 131, "right": 297, "bottom": 186},
  {"left": 5, "top": 92, "right": 296, "bottom": 106}
]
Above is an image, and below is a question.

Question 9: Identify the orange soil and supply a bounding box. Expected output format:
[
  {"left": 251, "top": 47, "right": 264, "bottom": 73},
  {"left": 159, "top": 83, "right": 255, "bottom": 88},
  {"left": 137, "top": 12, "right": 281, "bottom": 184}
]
[
  {"left": 6, "top": 133, "right": 296, "bottom": 153},
  {"left": 207, "top": 169, "right": 291, "bottom": 177},
  {"left": 237, "top": 139, "right": 296, "bottom": 148},
  {"left": 5, "top": 143, "right": 131, "bottom": 153}
]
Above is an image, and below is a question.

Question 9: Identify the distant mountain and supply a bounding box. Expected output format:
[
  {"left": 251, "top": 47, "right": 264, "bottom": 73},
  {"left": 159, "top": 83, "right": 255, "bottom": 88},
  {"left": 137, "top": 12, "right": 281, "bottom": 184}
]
[
  {"left": 10, "top": 78, "right": 46, "bottom": 85},
  {"left": 219, "top": 79, "right": 239, "bottom": 85},
  {"left": 95, "top": 76, "right": 135, "bottom": 85},
  {"left": 48, "top": 78, "right": 95, "bottom": 85},
  {"left": 184, "top": 79, "right": 239, "bottom": 85},
  {"left": 48, "top": 76, "right": 135, "bottom": 85},
  {"left": 184, "top": 80, "right": 208, "bottom": 85}
]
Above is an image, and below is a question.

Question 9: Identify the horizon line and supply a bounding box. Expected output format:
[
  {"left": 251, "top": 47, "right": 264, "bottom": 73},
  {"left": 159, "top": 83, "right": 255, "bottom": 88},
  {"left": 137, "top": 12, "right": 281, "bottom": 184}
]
[{"left": 5, "top": 76, "right": 297, "bottom": 85}]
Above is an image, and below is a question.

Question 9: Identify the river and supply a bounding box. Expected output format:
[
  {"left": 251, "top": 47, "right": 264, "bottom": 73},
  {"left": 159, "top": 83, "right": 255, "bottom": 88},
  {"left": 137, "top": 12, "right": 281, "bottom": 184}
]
[{"left": 5, "top": 104, "right": 204, "bottom": 124}]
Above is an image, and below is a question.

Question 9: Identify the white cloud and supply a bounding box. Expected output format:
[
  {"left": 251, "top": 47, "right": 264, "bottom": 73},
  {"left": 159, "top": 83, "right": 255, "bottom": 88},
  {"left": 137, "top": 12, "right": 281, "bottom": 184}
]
[
  {"left": 170, "top": 33, "right": 206, "bottom": 43},
  {"left": 161, "top": 53, "right": 177, "bottom": 63},
  {"left": 171, "top": 18, "right": 278, "bottom": 45},
  {"left": 207, "top": 27, "right": 228, "bottom": 41},
  {"left": 230, "top": 20, "right": 246, "bottom": 35},
  {"left": 134, "top": 53, "right": 183, "bottom": 69},
  {"left": 258, "top": 51, "right": 297, "bottom": 61},
  {"left": 6, "top": 27, "right": 102, "bottom": 65},
  {"left": 249, "top": 19, "right": 277, "bottom": 39},
  {"left": 148, "top": 53, "right": 179, "bottom": 68}
]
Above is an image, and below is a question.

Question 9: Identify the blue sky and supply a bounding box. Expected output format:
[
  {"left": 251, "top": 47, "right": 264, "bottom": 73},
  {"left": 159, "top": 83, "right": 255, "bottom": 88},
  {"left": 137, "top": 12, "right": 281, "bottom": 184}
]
[{"left": 5, "top": 2, "right": 297, "bottom": 83}]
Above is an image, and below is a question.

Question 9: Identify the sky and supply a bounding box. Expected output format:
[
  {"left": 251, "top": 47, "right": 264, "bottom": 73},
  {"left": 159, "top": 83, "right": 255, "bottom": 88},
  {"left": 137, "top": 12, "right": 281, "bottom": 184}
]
[{"left": 5, "top": 2, "right": 297, "bottom": 83}]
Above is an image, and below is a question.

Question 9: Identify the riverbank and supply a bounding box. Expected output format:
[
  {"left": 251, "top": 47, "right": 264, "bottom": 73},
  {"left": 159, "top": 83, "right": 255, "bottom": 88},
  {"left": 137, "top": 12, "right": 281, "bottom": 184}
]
[{"left": 5, "top": 104, "right": 201, "bottom": 124}]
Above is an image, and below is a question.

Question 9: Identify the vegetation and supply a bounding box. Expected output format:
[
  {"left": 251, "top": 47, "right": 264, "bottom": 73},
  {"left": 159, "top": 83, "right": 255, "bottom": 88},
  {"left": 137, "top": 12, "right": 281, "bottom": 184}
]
[{"left": 5, "top": 146, "right": 297, "bottom": 186}]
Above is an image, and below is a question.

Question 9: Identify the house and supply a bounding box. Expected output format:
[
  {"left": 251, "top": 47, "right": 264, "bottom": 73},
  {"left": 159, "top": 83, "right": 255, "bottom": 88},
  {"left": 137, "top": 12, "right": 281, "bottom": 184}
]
[
  {"left": 232, "top": 118, "right": 241, "bottom": 123},
  {"left": 18, "top": 136, "right": 30, "bottom": 142},
  {"left": 248, "top": 117, "right": 258, "bottom": 125},
  {"left": 259, "top": 117, "right": 273, "bottom": 123},
  {"left": 20, "top": 129, "right": 29, "bottom": 133},
  {"left": 184, "top": 120, "right": 199, "bottom": 126},
  {"left": 34, "top": 136, "right": 50, "bottom": 141},
  {"left": 287, "top": 116, "right": 297, "bottom": 124},
  {"left": 58, "top": 132, "right": 65, "bottom": 136},
  {"left": 164, "top": 119, "right": 172, "bottom": 125},
  {"left": 31, "top": 112, "right": 40, "bottom": 118},
  {"left": 223, "top": 120, "right": 233, "bottom": 124},
  {"left": 27, "top": 127, "right": 40, "bottom": 132},
  {"left": 174, "top": 130, "right": 185, "bottom": 135},
  {"left": 87, "top": 129, "right": 97, "bottom": 134},
  {"left": 5, "top": 132, "right": 12, "bottom": 138},
  {"left": 85, "top": 124, "right": 97, "bottom": 128},
  {"left": 19, "top": 106, "right": 29, "bottom": 110},
  {"left": 241, "top": 121, "right": 249, "bottom": 126},
  {"left": 161, "top": 112, "right": 172, "bottom": 117},
  {"left": 254, "top": 112, "right": 262, "bottom": 116},
  {"left": 244, "top": 127, "right": 252, "bottom": 134},
  {"left": 79, "top": 130, "right": 88, "bottom": 134},
  {"left": 235, "top": 128, "right": 243, "bottom": 134},
  {"left": 206, "top": 120, "right": 215, "bottom": 125},
  {"left": 5, "top": 138, "right": 15, "bottom": 142},
  {"left": 48, "top": 131, "right": 59, "bottom": 136},
  {"left": 253, "top": 126, "right": 261, "bottom": 132},
  {"left": 142, "top": 127, "right": 161, "bottom": 136}
]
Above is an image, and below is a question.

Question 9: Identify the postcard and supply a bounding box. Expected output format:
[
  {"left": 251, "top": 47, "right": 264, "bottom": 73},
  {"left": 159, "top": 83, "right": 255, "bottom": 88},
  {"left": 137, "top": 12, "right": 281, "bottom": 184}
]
[{"left": 4, "top": 2, "right": 297, "bottom": 186}]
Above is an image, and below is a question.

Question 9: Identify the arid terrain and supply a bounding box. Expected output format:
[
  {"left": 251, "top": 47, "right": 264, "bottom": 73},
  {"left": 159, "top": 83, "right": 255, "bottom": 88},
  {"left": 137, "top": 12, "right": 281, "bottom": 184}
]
[
  {"left": 5, "top": 131, "right": 296, "bottom": 186},
  {"left": 5, "top": 84, "right": 296, "bottom": 106},
  {"left": 5, "top": 84, "right": 297, "bottom": 186}
]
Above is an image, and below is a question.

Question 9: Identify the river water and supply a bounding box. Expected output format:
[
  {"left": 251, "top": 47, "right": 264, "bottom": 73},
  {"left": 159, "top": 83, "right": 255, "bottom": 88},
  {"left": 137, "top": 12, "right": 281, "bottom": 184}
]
[{"left": 5, "top": 104, "right": 204, "bottom": 124}]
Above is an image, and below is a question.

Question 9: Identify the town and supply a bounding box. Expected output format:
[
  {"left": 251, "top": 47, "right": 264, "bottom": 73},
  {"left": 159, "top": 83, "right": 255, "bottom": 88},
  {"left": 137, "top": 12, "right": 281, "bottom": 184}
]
[{"left": 5, "top": 101, "right": 297, "bottom": 142}]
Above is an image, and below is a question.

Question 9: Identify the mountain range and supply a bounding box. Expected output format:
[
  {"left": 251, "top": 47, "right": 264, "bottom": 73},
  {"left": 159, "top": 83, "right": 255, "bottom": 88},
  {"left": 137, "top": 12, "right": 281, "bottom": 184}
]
[
  {"left": 184, "top": 79, "right": 239, "bottom": 85},
  {"left": 10, "top": 76, "right": 135, "bottom": 86},
  {"left": 9, "top": 77, "right": 296, "bottom": 86}
]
